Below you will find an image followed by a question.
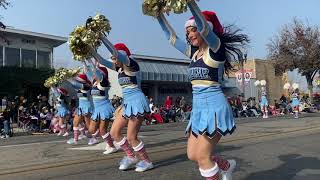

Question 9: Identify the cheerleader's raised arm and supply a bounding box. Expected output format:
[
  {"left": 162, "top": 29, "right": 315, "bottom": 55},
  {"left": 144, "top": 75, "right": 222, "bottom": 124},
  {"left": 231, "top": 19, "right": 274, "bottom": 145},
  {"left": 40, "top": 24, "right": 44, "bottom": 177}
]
[
  {"left": 67, "top": 79, "right": 84, "bottom": 90},
  {"left": 157, "top": 13, "right": 191, "bottom": 57},
  {"left": 100, "top": 35, "right": 130, "bottom": 66},
  {"left": 51, "top": 87, "right": 60, "bottom": 97},
  {"left": 187, "top": 0, "right": 221, "bottom": 52},
  {"left": 90, "top": 48, "right": 116, "bottom": 70},
  {"left": 82, "top": 61, "right": 96, "bottom": 82}
]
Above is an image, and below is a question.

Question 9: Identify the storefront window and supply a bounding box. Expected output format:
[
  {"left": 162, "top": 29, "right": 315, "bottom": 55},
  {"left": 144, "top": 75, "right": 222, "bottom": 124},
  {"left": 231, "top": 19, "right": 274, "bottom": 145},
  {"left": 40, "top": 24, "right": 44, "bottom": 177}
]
[
  {"left": 22, "top": 49, "right": 36, "bottom": 68},
  {"left": 37, "top": 51, "right": 51, "bottom": 68},
  {"left": 5, "top": 47, "right": 20, "bottom": 67}
]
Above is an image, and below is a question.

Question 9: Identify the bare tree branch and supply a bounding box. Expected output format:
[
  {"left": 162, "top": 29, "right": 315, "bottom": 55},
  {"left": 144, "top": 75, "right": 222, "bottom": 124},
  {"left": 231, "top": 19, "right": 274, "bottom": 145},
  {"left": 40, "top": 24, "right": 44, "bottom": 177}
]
[{"left": 267, "top": 18, "right": 320, "bottom": 100}]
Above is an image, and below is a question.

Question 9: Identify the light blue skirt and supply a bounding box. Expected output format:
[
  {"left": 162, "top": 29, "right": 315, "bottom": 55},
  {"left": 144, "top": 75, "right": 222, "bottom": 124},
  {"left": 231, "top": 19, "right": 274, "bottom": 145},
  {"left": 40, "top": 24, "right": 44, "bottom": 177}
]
[
  {"left": 78, "top": 98, "right": 93, "bottom": 116},
  {"left": 91, "top": 98, "right": 114, "bottom": 121},
  {"left": 186, "top": 86, "right": 235, "bottom": 139},
  {"left": 122, "top": 87, "right": 150, "bottom": 118},
  {"left": 56, "top": 106, "right": 69, "bottom": 118},
  {"left": 291, "top": 98, "right": 300, "bottom": 107},
  {"left": 260, "top": 96, "right": 268, "bottom": 107}
]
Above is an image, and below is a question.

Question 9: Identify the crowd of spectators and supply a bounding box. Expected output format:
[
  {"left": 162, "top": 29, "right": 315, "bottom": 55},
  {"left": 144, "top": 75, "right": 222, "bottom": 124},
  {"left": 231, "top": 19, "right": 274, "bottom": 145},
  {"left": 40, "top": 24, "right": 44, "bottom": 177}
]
[
  {"left": 1, "top": 92, "right": 319, "bottom": 137},
  {"left": 145, "top": 95, "right": 192, "bottom": 125},
  {"left": 0, "top": 95, "right": 52, "bottom": 138},
  {"left": 228, "top": 94, "right": 319, "bottom": 118}
]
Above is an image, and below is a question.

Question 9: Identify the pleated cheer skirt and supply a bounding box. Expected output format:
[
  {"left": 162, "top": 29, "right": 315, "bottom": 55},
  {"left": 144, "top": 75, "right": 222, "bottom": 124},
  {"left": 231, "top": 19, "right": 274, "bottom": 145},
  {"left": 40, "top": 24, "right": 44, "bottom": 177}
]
[
  {"left": 260, "top": 96, "right": 268, "bottom": 107},
  {"left": 186, "top": 86, "right": 236, "bottom": 139},
  {"left": 56, "top": 106, "right": 69, "bottom": 118},
  {"left": 122, "top": 87, "right": 150, "bottom": 118},
  {"left": 91, "top": 97, "right": 114, "bottom": 121},
  {"left": 78, "top": 98, "right": 93, "bottom": 116},
  {"left": 291, "top": 98, "right": 300, "bottom": 107}
]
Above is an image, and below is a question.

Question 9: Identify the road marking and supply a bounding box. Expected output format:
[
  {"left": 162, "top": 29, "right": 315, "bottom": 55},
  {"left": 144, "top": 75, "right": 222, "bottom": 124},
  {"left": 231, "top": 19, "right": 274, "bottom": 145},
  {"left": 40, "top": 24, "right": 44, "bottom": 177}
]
[
  {"left": 0, "top": 125, "right": 319, "bottom": 176},
  {"left": 0, "top": 136, "right": 144, "bottom": 150},
  {"left": 0, "top": 140, "right": 65, "bottom": 148},
  {"left": 69, "top": 142, "right": 106, "bottom": 151}
]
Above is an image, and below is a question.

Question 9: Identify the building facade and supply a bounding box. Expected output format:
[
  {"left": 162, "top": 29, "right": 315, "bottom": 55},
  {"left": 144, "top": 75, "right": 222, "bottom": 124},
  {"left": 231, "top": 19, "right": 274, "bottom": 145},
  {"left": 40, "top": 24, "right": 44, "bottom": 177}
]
[
  {"left": 229, "top": 58, "right": 285, "bottom": 104},
  {"left": 0, "top": 27, "right": 66, "bottom": 97},
  {"left": 0, "top": 27, "right": 67, "bottom": 69}
]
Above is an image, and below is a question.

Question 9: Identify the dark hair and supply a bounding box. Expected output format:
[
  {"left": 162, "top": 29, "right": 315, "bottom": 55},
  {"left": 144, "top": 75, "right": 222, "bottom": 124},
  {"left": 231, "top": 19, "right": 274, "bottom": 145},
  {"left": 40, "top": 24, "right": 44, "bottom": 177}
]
[
  {"left": 186, "top": 24, "right": 250, "bottom": 75},
  {"left": 220, "top": 24, "right": 250, "bottom": 75}
]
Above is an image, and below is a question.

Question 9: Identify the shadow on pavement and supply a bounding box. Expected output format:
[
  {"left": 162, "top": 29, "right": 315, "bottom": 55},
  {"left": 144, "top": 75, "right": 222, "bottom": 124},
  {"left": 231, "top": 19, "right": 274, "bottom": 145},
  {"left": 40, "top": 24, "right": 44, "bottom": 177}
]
[
  {"left": 246, "top": 154, "right": 320, "bottom": 180},
  {"left": 146, "top": 137, "right": 187, "bottom": 148},
  {"left": 154, "top": 145, "right": 243, "bottom": 168}
]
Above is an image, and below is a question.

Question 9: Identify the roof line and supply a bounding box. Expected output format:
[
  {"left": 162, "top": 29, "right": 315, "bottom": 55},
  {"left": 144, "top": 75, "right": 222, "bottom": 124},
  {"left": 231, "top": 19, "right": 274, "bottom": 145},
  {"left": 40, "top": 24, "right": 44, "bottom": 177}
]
[{"left": 0, "top": 27, "right": 68, "bottom": 42}]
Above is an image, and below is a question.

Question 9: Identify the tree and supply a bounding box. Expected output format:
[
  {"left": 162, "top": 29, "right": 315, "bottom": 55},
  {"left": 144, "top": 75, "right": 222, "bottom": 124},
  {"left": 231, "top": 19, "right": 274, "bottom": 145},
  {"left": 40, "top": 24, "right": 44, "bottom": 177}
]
[{"left": 267, "top": 18, "right": 320, "bottom": 101}]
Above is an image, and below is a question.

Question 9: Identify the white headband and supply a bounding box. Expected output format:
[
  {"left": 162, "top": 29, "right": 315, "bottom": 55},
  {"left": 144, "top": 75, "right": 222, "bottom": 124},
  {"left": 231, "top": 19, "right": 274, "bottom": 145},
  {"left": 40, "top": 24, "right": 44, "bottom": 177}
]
[{"left": 184, "top": 19, "right": 213, "bottom": 30}]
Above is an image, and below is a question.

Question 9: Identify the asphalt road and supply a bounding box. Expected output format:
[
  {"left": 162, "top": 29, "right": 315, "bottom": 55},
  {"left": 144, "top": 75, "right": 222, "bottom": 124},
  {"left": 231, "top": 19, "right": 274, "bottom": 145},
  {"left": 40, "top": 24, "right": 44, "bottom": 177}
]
[{"left": 0, "top": 113, "right": 319, "bottom": 180}]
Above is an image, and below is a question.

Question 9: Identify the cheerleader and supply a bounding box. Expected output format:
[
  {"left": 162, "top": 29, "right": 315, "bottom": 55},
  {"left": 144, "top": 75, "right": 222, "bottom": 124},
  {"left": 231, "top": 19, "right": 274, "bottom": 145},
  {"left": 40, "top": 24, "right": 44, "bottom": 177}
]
[
  {"left": 51, "top": 87, "right": 70, "bottom": 137},
  {"left": 291, "top": 90, "right": 300, "bottom": 118},
  {"left": 155, "top": 1, "right": 249, "bottom": 179},
  {"left": 66, "top": 74, "right": 93, "bottom": 145},
  {"left": 260, "top": 87, "right": 269, "bottom": 119},
  {"left": 90, "top": 41, "right": 152, "bottom": 172},
  {"left": 84, "top": 64, "right": 118, "bottom": 155}
]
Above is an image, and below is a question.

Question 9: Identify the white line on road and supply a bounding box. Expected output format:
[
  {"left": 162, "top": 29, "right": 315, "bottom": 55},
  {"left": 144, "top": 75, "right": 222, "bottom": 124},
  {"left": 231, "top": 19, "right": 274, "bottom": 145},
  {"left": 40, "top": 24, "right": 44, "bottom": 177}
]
[
  {"left": 0, "top": 135, "right": 146, "bottom": 149},
  {"left": 0, "top": 140, "right": 66, "bottom": 148}
]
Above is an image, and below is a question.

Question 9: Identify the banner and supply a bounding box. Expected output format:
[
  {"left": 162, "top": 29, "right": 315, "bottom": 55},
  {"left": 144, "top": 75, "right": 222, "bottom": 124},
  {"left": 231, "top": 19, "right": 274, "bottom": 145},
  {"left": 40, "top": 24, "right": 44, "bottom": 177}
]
[{"left": 235, "top": 69, "right": 253, "bottom": 83}]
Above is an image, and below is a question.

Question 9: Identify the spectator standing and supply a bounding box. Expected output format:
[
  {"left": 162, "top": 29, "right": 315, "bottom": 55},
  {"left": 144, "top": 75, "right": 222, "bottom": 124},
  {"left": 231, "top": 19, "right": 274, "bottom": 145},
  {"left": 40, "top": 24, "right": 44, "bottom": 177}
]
[
  {"left": 1, "top": 107, "right": 11, "bottom": 138},
  {"left": 164, "top": 96, "right": 172, "bottom": 109},
  {"left": 179, "top": 96, "right": 187, "bottom": 121}
]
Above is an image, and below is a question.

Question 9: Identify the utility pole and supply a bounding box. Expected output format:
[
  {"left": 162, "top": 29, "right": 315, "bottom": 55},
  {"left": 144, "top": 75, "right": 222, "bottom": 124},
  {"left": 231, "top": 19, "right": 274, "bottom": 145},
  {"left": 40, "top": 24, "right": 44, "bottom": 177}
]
[{"left": 241, "top": 53, "right": 247, "bottom": 98}]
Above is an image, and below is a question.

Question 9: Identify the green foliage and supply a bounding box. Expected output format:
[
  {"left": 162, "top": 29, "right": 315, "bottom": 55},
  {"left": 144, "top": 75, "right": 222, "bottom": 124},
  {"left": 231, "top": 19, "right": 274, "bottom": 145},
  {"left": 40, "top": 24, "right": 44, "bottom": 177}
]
[{"left": 0, "top": 67, "right": 54, "bottom": 98}]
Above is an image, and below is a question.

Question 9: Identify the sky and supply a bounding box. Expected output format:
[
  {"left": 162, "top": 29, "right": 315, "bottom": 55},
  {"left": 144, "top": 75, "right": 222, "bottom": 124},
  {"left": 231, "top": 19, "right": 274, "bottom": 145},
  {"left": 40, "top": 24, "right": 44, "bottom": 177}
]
[{"left": 1, "top": 0, "right": 320, "bottom": 90}]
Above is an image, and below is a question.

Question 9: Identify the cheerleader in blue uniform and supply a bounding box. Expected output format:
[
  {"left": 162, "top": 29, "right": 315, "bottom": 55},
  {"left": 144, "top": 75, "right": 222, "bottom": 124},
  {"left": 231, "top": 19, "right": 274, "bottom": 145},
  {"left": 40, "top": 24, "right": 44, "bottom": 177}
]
[
  {"left": 155, "top": 1, "right": 249, "bottom": 179},
  {"left": 84, "top": 64, "right": 118, "bottom": 155},
  {"left": 66, "top": 74, "right": 93, "bottom": 145},
  {"left": 260, "top": 88, "right": 269, "bottom": 119},
  {"left": 90, "top": 41, "right": 152, "bottom": 172},
  {"left": 291, "top": 90, "right": 300, "bottom": 118},
  {"left": 51, "top": 87, "right": 70, "bottom": 136}
]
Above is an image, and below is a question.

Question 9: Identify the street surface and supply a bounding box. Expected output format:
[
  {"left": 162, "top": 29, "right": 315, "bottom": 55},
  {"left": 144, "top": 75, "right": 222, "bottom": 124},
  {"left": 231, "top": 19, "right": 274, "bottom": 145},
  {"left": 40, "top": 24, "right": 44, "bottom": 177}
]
[{"left": 0, "top": 113, "right": 319, "bottom": 180}]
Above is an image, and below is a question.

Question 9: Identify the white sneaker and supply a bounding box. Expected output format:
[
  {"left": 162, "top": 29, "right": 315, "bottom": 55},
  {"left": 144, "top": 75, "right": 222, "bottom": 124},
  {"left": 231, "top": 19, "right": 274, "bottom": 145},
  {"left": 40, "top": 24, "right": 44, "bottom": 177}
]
[
  {"left": 119, "top": 156, "right": 138, "bottom": 170},
  {"left": 57, "top": 131, "right": 63, "bottom": 136},
  {"left": 0, "top": 135, "right": 8, "bottom": 139},
  {"left": 62, "top": 132, "right": 69, "bottom": 137},
  {"left": 88, "top": 138, "right": 99, "bottom": 145},
  {"left": 103, "top": 146, "right": 118, "bottom": 155},
  {"left": 67, "top": 138, "right": 78, "bottom": 145},
  {"left": 78, "top": 134, "right": 87, "bottom": 140},
  {"left": 113, "top": 141, "right": 121, "bottom": 151},
  {"left": 221, "top": 159, "right": 236, "bottom": 180},
  {"left": 135, "top": 160, "right": 154, "bottom": 172}
]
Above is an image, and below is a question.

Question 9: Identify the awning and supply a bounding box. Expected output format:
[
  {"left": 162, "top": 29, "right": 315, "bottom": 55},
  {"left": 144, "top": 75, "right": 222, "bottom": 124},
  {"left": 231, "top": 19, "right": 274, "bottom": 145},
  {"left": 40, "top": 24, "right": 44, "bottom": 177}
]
[{"left": 137, "top": 61, "right": 189, "bottom": 82}]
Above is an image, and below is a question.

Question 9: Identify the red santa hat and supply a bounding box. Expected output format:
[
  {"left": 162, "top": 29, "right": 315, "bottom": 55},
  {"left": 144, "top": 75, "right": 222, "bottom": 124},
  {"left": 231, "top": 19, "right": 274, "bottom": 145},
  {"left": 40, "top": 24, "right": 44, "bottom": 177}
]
[
  {"left": 98, "top": 65, "right": 108, "bottom": 78},
  {"left": 57, "top": 87, "right": 68, "bottom": 96},
  {"left": 75, "top": 73, "right": 90, "bottom": 84},
  {"left": 114, "top": 43, "right": 131, "bottom": 57},
  {"left": 184, "top": 11, "right": 223, "bottom": 35}
]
